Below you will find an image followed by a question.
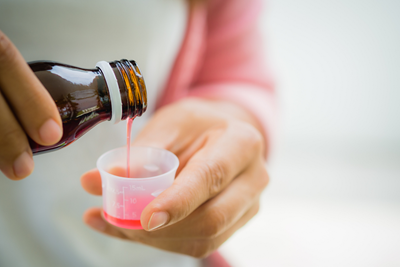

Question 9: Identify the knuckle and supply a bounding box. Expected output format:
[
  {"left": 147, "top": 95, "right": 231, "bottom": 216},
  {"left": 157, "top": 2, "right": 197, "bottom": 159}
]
[
  {"left": 0, "top": 31, "right": 17, "bottom": 65},
  {"left": 198, "top": 160, "right": 227, "bottom": 197},
  {"left": 241, "top": 123, "right": 264, "bottom": 150},
  {"left": 201, "top": 208, "right": 227, "bottom": 238},
  {"left": 230, "top": 122, "right": 264, "bottom": 157}
]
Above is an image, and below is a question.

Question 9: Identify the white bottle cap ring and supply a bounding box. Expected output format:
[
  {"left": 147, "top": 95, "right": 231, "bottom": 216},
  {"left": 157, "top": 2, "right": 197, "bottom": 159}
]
[{"left": 96, "top": 61, "right": 122, "bottom": 124}]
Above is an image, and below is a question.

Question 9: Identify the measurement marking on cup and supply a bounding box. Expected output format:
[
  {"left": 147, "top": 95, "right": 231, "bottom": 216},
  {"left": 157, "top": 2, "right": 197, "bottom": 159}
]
[
  {"left": 130, "top": 198, "right": 137, "bottom": 204},
  {"left": 130, "top": 185, "right": 145, "bottom": 191},
  {"left": 112, "top": 201, "right": 124, "bottom": 209},
  {"left": 107, "top": 187, "right": 126, "bottom": 195},
  {"left": 122, "top": 186, "right": 128, "bottom": 219}
]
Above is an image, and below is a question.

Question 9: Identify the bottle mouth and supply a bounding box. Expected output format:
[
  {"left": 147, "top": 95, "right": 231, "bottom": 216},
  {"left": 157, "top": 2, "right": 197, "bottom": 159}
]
[
  {"left": 96, "top": 60, "right": 123, "bottom": 124},
  {"left": 114, "top": 59, "right": 147, "bottom": 118},
  {"left": 96, "top": 60, "right": 148, "bottom": 123}
]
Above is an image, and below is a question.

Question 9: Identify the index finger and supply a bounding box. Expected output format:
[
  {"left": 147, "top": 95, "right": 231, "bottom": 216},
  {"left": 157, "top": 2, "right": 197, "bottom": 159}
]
[
  {"left": 80, "top": 166, "right": 127, "bottom": 195},
  {"left": 0, "top": 30, "right": 62, "bottom": 146},
  {"left": 140, "top": 122, "right": 263, "bottom": 231}
]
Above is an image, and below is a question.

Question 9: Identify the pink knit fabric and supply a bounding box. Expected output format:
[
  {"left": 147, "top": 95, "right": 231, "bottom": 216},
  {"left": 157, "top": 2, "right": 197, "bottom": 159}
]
[{"left": 157, "top": 0, "right": 276, "bottom": 152}]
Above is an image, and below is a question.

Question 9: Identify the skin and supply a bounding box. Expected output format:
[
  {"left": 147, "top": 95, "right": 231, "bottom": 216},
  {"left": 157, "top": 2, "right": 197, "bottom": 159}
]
[
  {"left": 0, "top": 30, "right": 62, "bottom": 180},
  {"left": 0, "top": 30, "right": 270, "bottom": 259},
  {"left": 81, "top": 98, "right": 270, "bottom": 258}
]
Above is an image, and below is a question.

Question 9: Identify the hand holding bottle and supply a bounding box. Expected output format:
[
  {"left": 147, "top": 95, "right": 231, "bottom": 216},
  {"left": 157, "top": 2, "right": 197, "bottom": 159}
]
[
  {"left": 0, "top": 31, "right": 62, "bottom": 180},
  {"left": 81, "top": 98, "right": 269, "bottom": 258}
]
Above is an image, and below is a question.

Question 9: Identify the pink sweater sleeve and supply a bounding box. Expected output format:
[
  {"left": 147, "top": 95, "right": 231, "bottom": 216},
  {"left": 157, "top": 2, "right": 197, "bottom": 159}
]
[{"left": 157, "top": 0, "right": 277, "bottom": 151}]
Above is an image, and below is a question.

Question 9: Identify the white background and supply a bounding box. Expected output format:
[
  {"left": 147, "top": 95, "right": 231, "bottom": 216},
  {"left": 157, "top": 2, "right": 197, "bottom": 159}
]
[{"left": 220, "top": 0, "right": 400, "bottom": 266}]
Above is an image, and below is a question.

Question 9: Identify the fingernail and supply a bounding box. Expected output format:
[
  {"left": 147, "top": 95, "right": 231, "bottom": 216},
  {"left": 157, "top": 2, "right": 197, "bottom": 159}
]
[
  {"left": 39, "top": 119, "right": 62, "bottom": 144},
  {"left": 88, "top": 217, "right": 107, "bottom": 231},
  {"left": 148, "top": 211, "right": 170, "bottom": 231},
  {"left": 13, "top": 151, "right": 34, "bottom": 178}
]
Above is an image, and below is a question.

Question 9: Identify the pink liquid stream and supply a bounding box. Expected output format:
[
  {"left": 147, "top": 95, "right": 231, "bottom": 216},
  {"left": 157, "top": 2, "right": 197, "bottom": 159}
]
[{"left": 126, "top": 117, "right": 135, "bottom": 178}]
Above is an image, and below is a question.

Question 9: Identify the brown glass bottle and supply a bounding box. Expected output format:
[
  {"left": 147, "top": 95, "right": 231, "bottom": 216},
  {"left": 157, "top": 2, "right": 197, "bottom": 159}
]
[{"left": 28, "top": 59, "right": 147, "bottom": 154}]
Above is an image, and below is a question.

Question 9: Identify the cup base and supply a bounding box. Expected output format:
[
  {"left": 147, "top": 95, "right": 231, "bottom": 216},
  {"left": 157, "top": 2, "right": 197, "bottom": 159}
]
[{"left": 103, "top": 211, "right": 143, "bottom": 229}]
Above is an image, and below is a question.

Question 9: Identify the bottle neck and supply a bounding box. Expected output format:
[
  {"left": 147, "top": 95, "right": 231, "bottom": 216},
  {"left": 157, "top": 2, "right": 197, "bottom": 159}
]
[{"left": 96, "top": 60, "right": 147, "bottom": 123}]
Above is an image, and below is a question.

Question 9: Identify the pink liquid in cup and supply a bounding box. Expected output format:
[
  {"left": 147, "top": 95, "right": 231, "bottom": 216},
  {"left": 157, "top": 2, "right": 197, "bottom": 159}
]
[
  {"left": 97, "top": 147, "right": 179, "bottom": 230},
  {"left": 103, "top": 211, "right": 142, "bottom": 229},
  {"left": 104, "top": 166, "right": 156, "bottom": 229},
  {"left": 103, "top": 194, "right": 156, "bottom": 229}
]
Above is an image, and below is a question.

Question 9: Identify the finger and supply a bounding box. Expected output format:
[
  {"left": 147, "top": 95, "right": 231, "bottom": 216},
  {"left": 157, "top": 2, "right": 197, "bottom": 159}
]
[
  {"left": 137, "top": 161, "right": 269, "bottom": 239},
  {"left": 131, "top": 118, "right": 193, "bottom": 155},
  {"left": 83, "top": 207, "right": 129, "bottom": 240},
  {"left": 133, "top": 124, "right": 208, "bottom": 176},
  {"left": 86, "top": 202, "right": 260, "bottom": 258},
  {"left": 0, "top": 92, "right": 34, "bottom": 179},
  {"left": 0, "top": 30, "right": 62, "bottom": 146},
  {"left": 130, "top": 106, "right": 182, "bottom": 151},
  {"left": 140, "top": 122, "right": 263, "bottom": 231},
  {"left": 174, "top": 132, "right": 208, "bottom": 175},
  {"left": 82, "top": 160, "right": 267, "bottom": 240},
  {"left": 80, "top": 169, "right": 102, "bottom": 195},
  {"left": 82, "top": 160, "right": 268, "bottom": 239},
  {"left": 81, "top": 166, "right": 129, "bottom": 195},
  {"left": 131, "top": 101, "right": 219, "bottom": 155},
  {"left": 138, "top": 202, "right": 261, "bottom": 258}
]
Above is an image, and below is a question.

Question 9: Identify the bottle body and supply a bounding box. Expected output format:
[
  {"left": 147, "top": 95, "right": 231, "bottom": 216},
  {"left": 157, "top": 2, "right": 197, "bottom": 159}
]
[{"left": 29, "top": 60, "right": 147, "bottom": 154}]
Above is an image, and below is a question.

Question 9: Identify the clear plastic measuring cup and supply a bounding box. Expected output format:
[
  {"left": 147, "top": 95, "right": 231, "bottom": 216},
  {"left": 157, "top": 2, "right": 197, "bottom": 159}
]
[{"left": 97, "top": 146, "right": 179, "bottom": 229}]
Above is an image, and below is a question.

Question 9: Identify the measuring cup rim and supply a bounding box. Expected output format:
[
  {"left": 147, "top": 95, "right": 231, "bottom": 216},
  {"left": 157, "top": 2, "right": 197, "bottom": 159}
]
[{"left": 96, "top": 146, "right": 179, "bottom": 181}]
